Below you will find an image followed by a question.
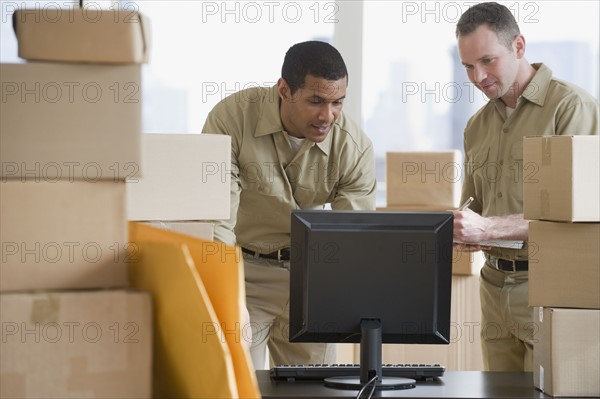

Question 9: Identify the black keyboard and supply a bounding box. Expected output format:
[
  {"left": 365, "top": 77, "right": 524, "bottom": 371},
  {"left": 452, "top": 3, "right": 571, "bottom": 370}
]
[{"left": 270, "top": 363, "right": 445, "bottom": 381}]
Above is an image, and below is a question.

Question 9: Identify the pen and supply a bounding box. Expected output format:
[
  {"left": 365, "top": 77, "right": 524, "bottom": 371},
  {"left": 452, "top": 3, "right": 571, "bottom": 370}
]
[{"left": 458, "top": 196, "right": 474, "bottom": 211}]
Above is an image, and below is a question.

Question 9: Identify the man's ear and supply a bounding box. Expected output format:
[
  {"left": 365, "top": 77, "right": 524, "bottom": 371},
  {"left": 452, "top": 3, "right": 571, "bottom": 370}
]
[
  {"left": 513, "top": 34, "right": 526, "bottom": 58},
  {"left": 277, "top": 78, "right": 290, "bottom": 101}
]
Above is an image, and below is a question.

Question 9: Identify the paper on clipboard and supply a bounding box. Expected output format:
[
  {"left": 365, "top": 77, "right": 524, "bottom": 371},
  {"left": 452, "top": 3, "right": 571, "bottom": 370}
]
[{"left": 453, "top": 239, "right": 525, "bottom": 249}]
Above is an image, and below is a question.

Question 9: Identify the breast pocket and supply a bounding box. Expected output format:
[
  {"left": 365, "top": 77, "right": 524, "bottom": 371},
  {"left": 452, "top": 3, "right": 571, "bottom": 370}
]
[
  {"left": 239, "top": 163, "right": 285, "bottom": 196},
  {"left": 290, "top": 160, "right": 337, "bottom": 208}
]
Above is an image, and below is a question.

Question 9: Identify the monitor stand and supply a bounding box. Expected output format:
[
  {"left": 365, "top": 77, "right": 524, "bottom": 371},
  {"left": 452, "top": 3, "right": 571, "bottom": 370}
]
[{"left": 324, "top": 319, "right": 416, "bottom": 390}]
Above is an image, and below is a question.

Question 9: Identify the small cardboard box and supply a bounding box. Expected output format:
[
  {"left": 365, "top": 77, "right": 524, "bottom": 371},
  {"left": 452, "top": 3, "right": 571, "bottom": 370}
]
[
  {"left": 452, "top": 249, "right": 485, "bottom": 276},
  {"left": 0, "top": 290, "right": 152, "bottom": 398},
  {"left": 13, "top": 8, "right": 150, "bottom": 64},
  {"left": 126, "top": 134, "right": 231, "bottom": 221},
  {"left": 386, "top": 151, "right": 462, "bottom": 209},
  {"left": 529, "top": 221, "right": 600, "bottom": 309},
  {"left": 533, "top": 307, "right": 600, "bottom": 397},
  {"left": 1, "top": 62, "right": 141, "bottom": 181},
  {"left": 146, "top": 221, "right": 214, "bottom": 241},
  {"left": 1, "top": 181, "right": 129, "bottom": 292},
  {"left": 523, "top": 135, "right": 599, "bottom": 222}
]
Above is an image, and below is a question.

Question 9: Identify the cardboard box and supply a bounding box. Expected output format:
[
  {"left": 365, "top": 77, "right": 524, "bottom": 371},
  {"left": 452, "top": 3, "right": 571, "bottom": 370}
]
[
  {"left": 533, "top": 307, "right": 600, "bottom": 397},
  {"left": 13, "top": 8, "right": 150, "bottom": 64},
  {"left": 126, "top": 134, "right": 231, "bottom": 221},
  {"left": 146, "top": 221, "right": 214, "bottom": 241},
  {"left": 1, "top": 181, "right": 129, "bottom": 292},
  {"left": 529, "top": 221, "right": 600, "bottom": 309},
  {"left": 1, "top": 62, "right": 141, "bottom": 181},
  {"left": 386, "top": 151, "right": 462, "bottom": 209},
  {"left": 524, "top": 135, "right": 599, "bottom": 222},
  {"left": 0, "top": 290, "right": 152, "bottom": 398},
  {"left": 452, "top": 249, "right": 485, "bottom": 275}
]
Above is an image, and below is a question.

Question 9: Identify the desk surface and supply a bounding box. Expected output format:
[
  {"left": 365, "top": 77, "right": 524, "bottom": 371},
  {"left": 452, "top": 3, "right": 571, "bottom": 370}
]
[{"left": 257, "top": 371, "right": 549, "bottom": 399}]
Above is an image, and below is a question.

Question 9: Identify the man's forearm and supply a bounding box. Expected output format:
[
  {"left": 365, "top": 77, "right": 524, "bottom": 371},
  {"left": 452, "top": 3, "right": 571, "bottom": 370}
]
[{"left": 483, "top": 213, "right": 529, "bottom": 241}]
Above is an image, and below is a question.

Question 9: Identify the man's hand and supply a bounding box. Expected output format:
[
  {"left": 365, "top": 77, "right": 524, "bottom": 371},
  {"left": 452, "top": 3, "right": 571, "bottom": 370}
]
[
  {"left": 453, "top": 242, "right": 491, "bottom": 252},
  {"left": 452, "top": 209, "right": 529, "bottom": 243},
  {"left": 453, "top": 208, "right": 491, "bottom": 243}
]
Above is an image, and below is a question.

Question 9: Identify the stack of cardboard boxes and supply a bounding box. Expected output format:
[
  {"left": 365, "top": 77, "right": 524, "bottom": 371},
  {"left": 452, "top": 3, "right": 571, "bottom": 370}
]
[
  {"left": 1, "top": 8, "right": 152, "bottom": 398},
  {"left": 524, "top": 135, "right": 600, "bottom": 397},
  {"left": 342, "top": 150, "right": 485, "bottom": 371}
]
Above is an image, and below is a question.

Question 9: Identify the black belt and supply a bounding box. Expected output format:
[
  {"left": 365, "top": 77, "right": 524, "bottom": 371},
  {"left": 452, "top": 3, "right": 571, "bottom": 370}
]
[
  {"left": 488, "top": 256, "right": 528, "bottom": 272},
  {"left": 242, "top": 247, "right": 290, "bottom": 262}
]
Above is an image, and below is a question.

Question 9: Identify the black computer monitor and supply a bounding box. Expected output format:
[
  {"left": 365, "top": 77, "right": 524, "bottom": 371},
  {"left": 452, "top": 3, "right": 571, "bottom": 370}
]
[{"left": 289, "top": 210, "right": 453, "bottom": 390}]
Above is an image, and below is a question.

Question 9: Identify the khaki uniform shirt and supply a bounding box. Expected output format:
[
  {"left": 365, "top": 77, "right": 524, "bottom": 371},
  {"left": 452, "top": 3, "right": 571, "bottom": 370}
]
[
  {"left": 202, "top": 85, "right": 377, "bottom": 251},
  {"left": 461, "top": 63, "right": 599, "bottom": 260}
]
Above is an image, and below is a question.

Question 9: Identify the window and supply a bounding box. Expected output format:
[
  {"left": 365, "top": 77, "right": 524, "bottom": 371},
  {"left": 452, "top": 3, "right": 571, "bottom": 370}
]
[
  {"left": 129, "top": 0, "right": 336, "bottom": 133},
  {"left": 361, "top": 1, "right": 599, "bottom": 193}
]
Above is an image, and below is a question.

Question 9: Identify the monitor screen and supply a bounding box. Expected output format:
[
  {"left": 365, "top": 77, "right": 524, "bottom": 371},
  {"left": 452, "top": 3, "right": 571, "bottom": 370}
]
[{"left": 288, "top": 210, "right": 453, "bottom": 389}]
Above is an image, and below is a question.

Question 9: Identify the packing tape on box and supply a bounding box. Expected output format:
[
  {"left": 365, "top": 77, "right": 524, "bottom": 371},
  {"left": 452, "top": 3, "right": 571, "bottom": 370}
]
[
  {"left": 542, "top": 137, "right": 552, "bottom": 166},
  {"left": 31, "top": 295, "right": 59, "bottom": 323}
]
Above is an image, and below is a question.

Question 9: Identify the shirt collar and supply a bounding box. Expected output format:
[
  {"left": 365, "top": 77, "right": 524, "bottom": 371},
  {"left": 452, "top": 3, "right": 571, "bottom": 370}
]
[
  {"left": 255, "top": 85, "right": 284, "bottom": 137},
  {"left": 521, "top": 63, "right": 552, "bottom": 106},
  {"left": 492, "top": 63, "right": 552, "bottom": 112}
]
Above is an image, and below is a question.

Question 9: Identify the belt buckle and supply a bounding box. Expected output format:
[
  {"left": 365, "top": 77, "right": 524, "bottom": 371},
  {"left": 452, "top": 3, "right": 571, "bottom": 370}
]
[
  {"left": 490, "top": 256, "right": 517, "bottom": 272},
  {"left": 489, "top": 256, "right": 499, "bottom": 270},
  {"left": 505, "top": 259, "right": 517, "bottom": 272}
]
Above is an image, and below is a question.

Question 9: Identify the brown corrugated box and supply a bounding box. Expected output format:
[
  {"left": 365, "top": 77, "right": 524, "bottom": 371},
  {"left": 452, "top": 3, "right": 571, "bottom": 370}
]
[
  {"left": 0, "top": 290, "right": 152, "bottom": 398},
  {"left": 528, "top": 221, "right": 600, "bottom": 309},
  {"left": 13, "top": 8, "right": 150, "bottom": 64},
  {"left": 1, "top": 62, "right": 141, "bottom": 181},
  {"left": 386, "top": 151, "right": 462, "bottom": 209},
  {"left": 533, "top": 307, "right": 600, "bottom": 397},
  {"left": 452, "top": 248, "right": 485, "bottom": 276},
  {"left": 523, "top": 135, "right": 599, "bottom": 222},
  {"left": 126, "top": 134, "right": 231, "bottom": 221},
  {"left": 1, "top": 181, "right": 129, "bottom": 292}
]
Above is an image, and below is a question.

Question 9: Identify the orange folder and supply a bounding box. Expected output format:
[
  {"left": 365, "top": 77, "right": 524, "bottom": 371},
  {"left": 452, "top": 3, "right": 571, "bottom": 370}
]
[{"left": 129, "top": 222, "right": 259, "bottom": 398}]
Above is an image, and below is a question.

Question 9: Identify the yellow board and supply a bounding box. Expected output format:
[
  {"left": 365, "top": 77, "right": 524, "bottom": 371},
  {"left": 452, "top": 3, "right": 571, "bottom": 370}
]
[{"left": 129, "top": 222, "right": 259, "bottom": 398}]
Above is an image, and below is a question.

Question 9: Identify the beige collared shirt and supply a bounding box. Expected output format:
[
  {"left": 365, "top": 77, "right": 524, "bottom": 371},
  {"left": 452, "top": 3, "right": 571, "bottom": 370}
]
[
  {"left": 202, "top": 85, "right": 377, "bottom": 251},
  {"left": 461, "top": 63, "right": 599, "bottom": 260}
]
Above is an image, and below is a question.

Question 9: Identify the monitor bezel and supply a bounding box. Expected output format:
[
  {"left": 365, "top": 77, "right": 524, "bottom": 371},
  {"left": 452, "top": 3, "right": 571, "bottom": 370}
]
[{"left": 289, "top": 210, "right": 454, "bottom": 346}]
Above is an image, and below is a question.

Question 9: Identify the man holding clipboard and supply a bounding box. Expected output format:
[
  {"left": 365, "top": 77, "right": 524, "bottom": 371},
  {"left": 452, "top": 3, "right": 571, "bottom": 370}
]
[{"left": 452, "top": 2, "right": 598, "bottom": 372}]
